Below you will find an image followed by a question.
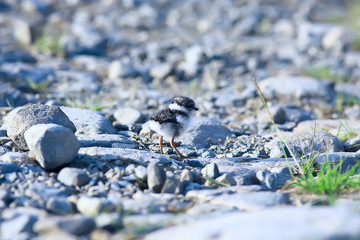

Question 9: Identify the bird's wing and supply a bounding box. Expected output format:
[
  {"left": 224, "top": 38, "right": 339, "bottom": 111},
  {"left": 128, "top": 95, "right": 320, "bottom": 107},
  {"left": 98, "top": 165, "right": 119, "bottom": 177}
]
[{"left": 150, "top": 109, "right": 177, "bottom": 124}]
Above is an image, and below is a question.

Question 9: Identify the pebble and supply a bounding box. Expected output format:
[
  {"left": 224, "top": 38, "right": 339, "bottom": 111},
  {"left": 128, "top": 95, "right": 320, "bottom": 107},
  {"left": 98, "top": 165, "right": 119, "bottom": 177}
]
[
  {"left": 0, "top": 1, "right": 359, "bottom": 239},
  {"left": 24, "top": 124, "right": 80, "bottom": 170},
  {"left": 46, "top": 197, "right": 73, "bottom": 215},
  {"left": 77, "top": 195, "right": 116, "bottom": 217},
  {"left": 57, "top": 167, "right": 90, "bottom": 187},
  {"left": 147, "top": 161, "right": 166, "bottom": 193},
  {"left": 201, "top": 163, "right": 220, "bottom": 179}
]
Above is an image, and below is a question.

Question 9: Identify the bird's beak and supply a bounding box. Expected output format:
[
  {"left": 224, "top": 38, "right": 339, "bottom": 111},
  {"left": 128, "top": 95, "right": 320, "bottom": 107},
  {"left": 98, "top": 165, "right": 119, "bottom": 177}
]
[{"left": 194, "top": 107, "right": 199, "bottom": 111}]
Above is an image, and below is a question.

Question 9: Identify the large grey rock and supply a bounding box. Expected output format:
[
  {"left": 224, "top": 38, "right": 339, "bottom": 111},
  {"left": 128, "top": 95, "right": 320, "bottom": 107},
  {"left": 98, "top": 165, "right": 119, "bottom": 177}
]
[
  {"left": 179, "top": 117, "right": 232, "bottom": 148},
  {"left": 34, "top": 215, "right": 96, "bottom": 236},
  {"left": 24, "top": 124, "right": 80, "bottom": 170},
  {"left": 57, "top": 167, "right": 89, "bottom": 187},
  {"left": 315, "top": 152, "right": 360, "bottom": 174},
  {"left": 265, "top": 132, "right": 344, "bottom": 158},
  {"left": 0, "top": 82, "right": 27, "bottom": 107},
  {"left": 147, "top": 161, "right": 166, "bottom": 193},
  {"left": 258, "top": 76, "right": 335, "bottom": 101},
  {"left": 145, "top": 206, "right": 360, "bottom": 240},
  {"left": 61, "top": 107, "right": 116, "bottom": 134},
  {"left": 6, "top": 104, "right": 76, "bottom": 150},
  {"left": 76, "top": 134, "right": 137, "bottom": 148}
]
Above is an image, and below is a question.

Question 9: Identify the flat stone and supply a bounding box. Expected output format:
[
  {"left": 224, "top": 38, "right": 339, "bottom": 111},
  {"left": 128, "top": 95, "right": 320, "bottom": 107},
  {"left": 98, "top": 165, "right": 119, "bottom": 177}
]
[
  {"left": 0, "top": 162, "right": 22, "bottom": 173},
  {"left": 209, "top": 191, "right": 290, "bottom": 211},
  {"left": 57, "top": 167, "right": 90, "bottom": 187},
  {"left": 202, "top": 157, "right": 297, "bottom": 179},
  {"left": 145, "top": 206, "right": 360, "bottom": 240},
  {"left": 78, "top": 147, "right": 172, "bottom": 165},
  {"left": 179, "top": 117, "right": 232, "bottom": 148},
  {"left": 24, "top": 124, "right": 80, "bottom": 170},
  {"left": 0, "top": 214, "right": 38, "bottom": 239},
  {"left": 76, "top": 134, "right": 137, "bottom": 148},
  {"left": 61, "top": 107, "right": 116, "bottom": 134},
  {"left": 34, "top": 214, "right": 96, "bottom": 236},
  {"left": 6, "top": 104, "right": 76, "bottom": 150},
  {"left": 265, "top": 131, "right": 343, "bottom": 158},
  {"left": 114, "top": 107, "right": 146, "bottom": 125},
  {"left": 258, "top": 76, "right": 335, "bottom": 101},
  {"left": 294, "top": 119, "right": 360, "bottom": 137},
  {"left": 0, "top": 152, "right": 28, "bottom": 163}
]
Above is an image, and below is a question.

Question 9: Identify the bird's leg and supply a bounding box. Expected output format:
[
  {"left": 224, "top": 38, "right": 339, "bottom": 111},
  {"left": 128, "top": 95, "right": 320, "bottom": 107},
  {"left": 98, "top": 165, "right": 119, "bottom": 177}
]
[
  {"left": 170, "top": 137, "right": 185, "bottom": 161},
  {"left": 159, "top": 136, "right": 164, "bottom": 154}
]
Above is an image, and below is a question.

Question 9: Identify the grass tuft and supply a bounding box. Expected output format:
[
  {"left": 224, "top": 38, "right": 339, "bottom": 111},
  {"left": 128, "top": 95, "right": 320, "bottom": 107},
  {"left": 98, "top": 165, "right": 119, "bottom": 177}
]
[{"left": 289, "top": 158, "right": 360, "bottom": 204}]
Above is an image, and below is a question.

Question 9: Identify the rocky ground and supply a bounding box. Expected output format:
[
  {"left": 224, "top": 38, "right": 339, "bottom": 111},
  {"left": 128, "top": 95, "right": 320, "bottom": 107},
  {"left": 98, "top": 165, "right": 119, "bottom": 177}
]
[{"left": 1, "top": 0, "right": 360, "bottom": 239}]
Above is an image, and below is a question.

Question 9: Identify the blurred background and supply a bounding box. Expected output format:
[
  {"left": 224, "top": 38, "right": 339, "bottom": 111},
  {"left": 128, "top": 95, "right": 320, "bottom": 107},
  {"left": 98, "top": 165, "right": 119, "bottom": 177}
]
[{"left": 0, "top": 0, "right": 360, "bottom": 123}]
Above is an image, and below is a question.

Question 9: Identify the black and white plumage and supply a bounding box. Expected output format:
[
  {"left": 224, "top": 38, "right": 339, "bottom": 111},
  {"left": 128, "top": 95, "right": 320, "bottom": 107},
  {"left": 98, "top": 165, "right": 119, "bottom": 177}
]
[{"left": 149, "top": 96, "right": 198, "bottom": 160}]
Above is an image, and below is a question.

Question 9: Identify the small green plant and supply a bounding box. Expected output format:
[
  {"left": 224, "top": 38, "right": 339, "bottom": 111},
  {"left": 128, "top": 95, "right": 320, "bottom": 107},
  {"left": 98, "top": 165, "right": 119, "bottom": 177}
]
[
  {"left": 205, "top": 177, "right": 231, "bottom": 187},
  {"left": 290, "top": 158, "right": 360, "bottom": 204},
  {"left": 253, "top": 78, "right": 304, "bottom": 174},
  {"left": 254, "top": 78, "right": 360, "bottom": 203},
  {"left": 301, "top": 65, "right": 346, "bottom": 83},
  {"left": 345, "top": 0, "right": 360, "bottom": 51},
  {"left": 334, "top": 93, "right": 360, "bottom": 114},
  {"left": 35, "top": 34, "right": 60, "bottom": 55},
  {"left": 335, "top": 120, "right": 358, "bottom": 143},
  {"left": 27, "top": 78, "right": 50, "bottom": 93},
  {"left": 62, "top": 92, "right": 108, "bottom": 111}
]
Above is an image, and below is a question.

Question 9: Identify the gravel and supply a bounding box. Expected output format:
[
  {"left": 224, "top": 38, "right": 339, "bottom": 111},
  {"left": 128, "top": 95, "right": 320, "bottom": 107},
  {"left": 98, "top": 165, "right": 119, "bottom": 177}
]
[{"left": 0, "top": 0, "right": 359, "bottom": 239}]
